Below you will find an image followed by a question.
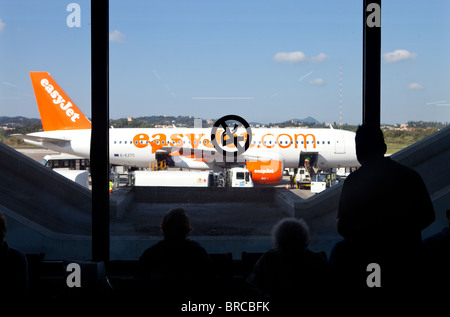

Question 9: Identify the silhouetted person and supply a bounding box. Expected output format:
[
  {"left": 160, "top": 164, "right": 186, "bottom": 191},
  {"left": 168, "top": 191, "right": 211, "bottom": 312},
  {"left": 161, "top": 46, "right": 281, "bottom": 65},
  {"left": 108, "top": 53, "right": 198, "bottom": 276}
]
[
  {"left": 330, "top": 124, "right": 435, "bottom": 291},
  {"left": 422, "top": 205, "right": 450, "bottom": 294},
  {"left": 137, "top": 208, "right": 212, "bottom": 309},
  {"left": 0, "top": 211, "right": 28, "bottom": 299},
  {"left": 244, "top": 218, "right": 331, "bottom": 312}
]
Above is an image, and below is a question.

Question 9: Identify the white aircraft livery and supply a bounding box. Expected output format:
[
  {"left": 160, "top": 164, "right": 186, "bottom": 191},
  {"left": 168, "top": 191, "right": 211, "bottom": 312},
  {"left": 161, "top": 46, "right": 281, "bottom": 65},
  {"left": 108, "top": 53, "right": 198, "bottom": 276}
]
[{"left": 15, "top": 72, "right": 360, "bottom": 184}]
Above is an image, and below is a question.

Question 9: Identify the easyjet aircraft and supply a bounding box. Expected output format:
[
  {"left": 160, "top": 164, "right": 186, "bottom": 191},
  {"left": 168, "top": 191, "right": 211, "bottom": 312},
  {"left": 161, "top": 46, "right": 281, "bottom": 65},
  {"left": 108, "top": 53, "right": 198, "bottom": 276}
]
[{"left": 15, "top": 72, "right": 359, "bottom": 184}]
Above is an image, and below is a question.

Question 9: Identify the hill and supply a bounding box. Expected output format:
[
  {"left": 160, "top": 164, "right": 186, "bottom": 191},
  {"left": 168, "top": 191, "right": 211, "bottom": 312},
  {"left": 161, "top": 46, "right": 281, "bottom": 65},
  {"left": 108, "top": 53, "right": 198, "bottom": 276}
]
[
  {"left": 292, "top": 116, "right": 321, "bottom": 125},
  {"left": 0, "top": 116, "right": 41, "bottom": 129}
]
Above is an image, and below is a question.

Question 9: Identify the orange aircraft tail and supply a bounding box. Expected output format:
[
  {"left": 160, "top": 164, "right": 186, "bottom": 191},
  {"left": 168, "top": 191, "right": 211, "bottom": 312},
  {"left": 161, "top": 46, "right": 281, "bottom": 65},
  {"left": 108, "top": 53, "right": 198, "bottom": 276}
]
[{"left": 30, "top": 72, "right": 91, "bottom": 131}]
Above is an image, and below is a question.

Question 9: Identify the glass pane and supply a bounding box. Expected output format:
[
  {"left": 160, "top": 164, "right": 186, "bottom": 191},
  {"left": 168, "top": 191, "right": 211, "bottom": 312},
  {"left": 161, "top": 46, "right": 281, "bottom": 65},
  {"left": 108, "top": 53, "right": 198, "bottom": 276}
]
[
  {"left": 108, "top": 0, "right": 363, "bottom": 260},
  {"left": 382, "top": 0, "right": 450, "bottom": 154},
  {"left": 0, "top": 0, "right": 91, "bottom": 260},
  {"left": 381, "top": 0, "right": 450, "bottom": 237}
]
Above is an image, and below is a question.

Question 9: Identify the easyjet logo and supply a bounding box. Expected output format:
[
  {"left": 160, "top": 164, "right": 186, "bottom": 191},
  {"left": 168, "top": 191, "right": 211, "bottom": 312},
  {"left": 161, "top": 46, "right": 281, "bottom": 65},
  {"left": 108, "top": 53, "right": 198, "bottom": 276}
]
[
  {"left": 40, "top": 78, "right": 80, "bottom": 122},
  {"left": 254, "top": 169, "right": 274, "bottom": 174},
  {"left": 132, "top": 131, "right": 316, "bottom": 153}
]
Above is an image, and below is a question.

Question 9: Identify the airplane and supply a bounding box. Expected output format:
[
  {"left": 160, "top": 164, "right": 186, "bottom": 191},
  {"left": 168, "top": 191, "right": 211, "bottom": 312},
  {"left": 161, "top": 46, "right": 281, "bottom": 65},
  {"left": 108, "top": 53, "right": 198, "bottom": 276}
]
[{"left": 14, "top": 72, "right": 360, "bottom": 184}]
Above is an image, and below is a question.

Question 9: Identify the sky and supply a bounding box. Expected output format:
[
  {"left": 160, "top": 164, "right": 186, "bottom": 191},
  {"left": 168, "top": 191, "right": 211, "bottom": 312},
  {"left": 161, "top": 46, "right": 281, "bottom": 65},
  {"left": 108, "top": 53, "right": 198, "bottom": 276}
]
[{"left": 0, "top": 0, "right": 449, "bottom": 125}]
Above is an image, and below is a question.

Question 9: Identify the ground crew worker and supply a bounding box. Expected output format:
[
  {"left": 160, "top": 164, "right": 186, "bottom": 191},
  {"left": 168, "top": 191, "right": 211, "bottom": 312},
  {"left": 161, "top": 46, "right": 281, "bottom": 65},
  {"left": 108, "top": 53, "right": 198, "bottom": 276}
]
[
  {"left": 305, "top": 157, "right": 311, "bottom": 167},
  {"left": 290, "top": 174, "right": 295, "bottom": 188}
]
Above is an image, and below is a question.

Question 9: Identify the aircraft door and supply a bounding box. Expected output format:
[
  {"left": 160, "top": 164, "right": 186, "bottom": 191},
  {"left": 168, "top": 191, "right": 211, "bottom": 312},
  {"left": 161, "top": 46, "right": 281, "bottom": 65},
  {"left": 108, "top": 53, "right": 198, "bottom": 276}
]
[
  {"left": 334, "top": 133, "right": 345, "bottom": 154},
  {"left": 299, "top": 153, "right": 318, "bottom": 168}
]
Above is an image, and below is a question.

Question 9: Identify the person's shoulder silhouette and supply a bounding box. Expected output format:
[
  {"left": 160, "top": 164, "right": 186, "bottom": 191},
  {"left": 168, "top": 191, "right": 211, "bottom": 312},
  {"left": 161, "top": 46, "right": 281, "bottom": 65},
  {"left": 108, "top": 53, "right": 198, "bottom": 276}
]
[
  {"left": 332, "top": 124, "right": 435, "bottom": 292},
  {"left": 137, "top": 207, "right": 212, "bottom": 307},
  {"left": 337, "top": 124, "right": 434, "bottom": 245},
  {"left": 423, "top": 207, "right": 450, "bottom": 290},
  {"left": 245, "top": 218, "right": 330, "bottom": 311}
]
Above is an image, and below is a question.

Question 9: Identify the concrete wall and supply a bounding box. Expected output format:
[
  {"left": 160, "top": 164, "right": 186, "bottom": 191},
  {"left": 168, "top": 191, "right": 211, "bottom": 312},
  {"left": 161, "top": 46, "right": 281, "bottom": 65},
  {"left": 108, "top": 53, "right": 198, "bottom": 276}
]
[
  {"left": 133, "top": 186, "right": 276, "bottom": 204},
  {"left": 0, "top": 143, "right": 93, "bottom": 258},
  {"left": 0, "top": 143, "right": 92, "bottom": 234}
]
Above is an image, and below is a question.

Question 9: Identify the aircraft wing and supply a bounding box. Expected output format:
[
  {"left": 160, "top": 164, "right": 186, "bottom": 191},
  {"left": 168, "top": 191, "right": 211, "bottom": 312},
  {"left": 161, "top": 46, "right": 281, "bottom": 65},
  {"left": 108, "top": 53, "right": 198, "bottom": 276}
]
[{"left": 12, "top": 134, "right": 69, "bottom": 146}]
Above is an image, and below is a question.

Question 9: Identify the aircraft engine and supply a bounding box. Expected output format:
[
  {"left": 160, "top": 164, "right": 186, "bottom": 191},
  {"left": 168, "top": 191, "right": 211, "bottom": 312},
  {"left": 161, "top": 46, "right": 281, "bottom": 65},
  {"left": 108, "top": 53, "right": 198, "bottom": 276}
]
[{"left": 245, "top": 159, "right": 284, "bottom": 184}]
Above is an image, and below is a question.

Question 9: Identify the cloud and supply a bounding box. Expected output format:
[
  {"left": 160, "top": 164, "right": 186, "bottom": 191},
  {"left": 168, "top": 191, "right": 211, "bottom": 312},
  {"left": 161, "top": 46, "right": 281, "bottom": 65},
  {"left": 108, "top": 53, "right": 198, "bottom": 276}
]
[
  {"left": 109, "top": 30, "right": 125, "bottom": 43},
  {"left": 426, "top": 100, "right": 450, "bottom": 107},
  {"left": 273, "top": 51, "right": 307, "bottom": 63},
  {"left": 309, "top": 53, "right": 328, "bottom": 63},
  {"left": 383, "top": 49, "right": 417, "bottom": 63},
  {"left": 273, "top": 51, "right": 328, "bottom": 63},
  {"left": 309, "top": 78, "right": 325, "bottom": 86},
  {"left": 407, "top": 82, "right": 424, "bottom": 90},
  {"left": 0, "top": 18, "right": 5, "bottom": 33}
]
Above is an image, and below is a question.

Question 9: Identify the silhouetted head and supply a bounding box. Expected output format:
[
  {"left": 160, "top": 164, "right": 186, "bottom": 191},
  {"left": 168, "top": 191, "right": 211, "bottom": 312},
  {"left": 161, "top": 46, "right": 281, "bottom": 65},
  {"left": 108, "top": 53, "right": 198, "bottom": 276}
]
[
  {"left": 355, "top": 124, "right": 387, "bottom": 164},
  {"left": 160, "top": 208, "right": 192, "bottom": 241},
  {"left": 271, "top": 218, "right": 310, "bottom": 253},
  {"left": 0, "top": 212, "right": 6, "bottom": 247}
]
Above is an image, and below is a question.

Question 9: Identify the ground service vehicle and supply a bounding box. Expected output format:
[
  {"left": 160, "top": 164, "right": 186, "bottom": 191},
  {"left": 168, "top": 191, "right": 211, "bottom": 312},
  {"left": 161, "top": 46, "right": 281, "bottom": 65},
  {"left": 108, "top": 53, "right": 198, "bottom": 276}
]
[
  {"left": 295, "top": 167, "right": 312, "bottom": 189},
  {"left": 310, "top": 172, "right": 337, "bottom": 194},
  {"left": 133, "top": 167, "right": 253, "bottom": 188},
  {"left": 41, "top": 153, "right": 90, "bottom": 188}
]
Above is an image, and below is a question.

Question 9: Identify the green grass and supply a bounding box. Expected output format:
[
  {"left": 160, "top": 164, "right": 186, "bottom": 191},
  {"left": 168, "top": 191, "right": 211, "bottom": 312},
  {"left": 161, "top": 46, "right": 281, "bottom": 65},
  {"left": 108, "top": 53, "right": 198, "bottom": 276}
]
[{"left": 386, "top": 143, "right": 409, "bottom": 155}]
